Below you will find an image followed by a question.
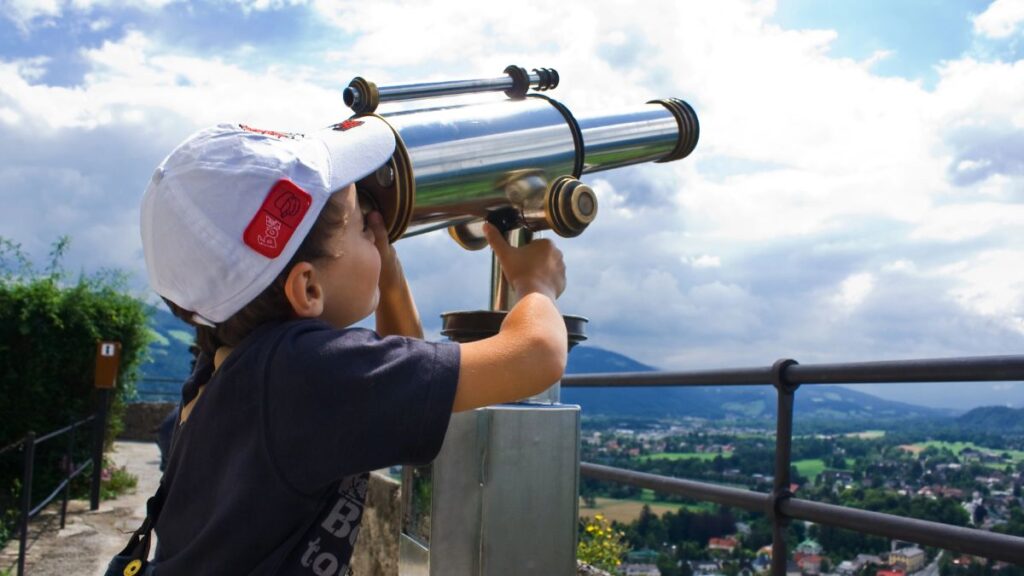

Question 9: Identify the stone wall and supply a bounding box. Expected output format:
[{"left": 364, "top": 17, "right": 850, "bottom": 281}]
[
  {"left": 118, "top": 401, "right": 175, "bottom": 442},
  {"left": 353, "top": 472, "right": 401, "bottom": 576}
]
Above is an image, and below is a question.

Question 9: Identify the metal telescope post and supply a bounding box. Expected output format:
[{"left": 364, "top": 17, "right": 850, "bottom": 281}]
[{"left": 344, "top": 65, "right": 699, "bottom": 575}]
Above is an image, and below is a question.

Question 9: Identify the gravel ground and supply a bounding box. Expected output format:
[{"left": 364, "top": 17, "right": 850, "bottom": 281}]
[{"left": 0, "top": 441, "right": 162, "bottom": 576}]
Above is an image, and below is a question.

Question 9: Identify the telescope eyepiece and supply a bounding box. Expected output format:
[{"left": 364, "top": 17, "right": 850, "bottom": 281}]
[{"left": 345, "top": 77, "right": 380, "bottom": 114}]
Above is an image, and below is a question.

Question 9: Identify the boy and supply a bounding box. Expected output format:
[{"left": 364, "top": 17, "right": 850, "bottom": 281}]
[{"left": 139, "top": 119, "right": 567, "bottom": 575}]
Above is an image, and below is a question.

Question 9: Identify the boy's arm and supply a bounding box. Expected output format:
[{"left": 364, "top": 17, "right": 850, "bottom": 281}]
[
  {"left": 452, "top": 224, "right": 568, "bottom": 412},
  {"left": 370, "top": 212, "right": 424, "bottom": 338}
]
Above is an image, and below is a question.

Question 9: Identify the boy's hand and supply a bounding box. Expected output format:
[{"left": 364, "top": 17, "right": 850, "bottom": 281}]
[
  {"left": 368, "top": 211, "right": 405, "bottom": 296},
  {"left": 482, "top": 222, "right": 566, "bottom": 301},
  {"left": 368, "top": 211, "right": 423, "bottom": 338}
]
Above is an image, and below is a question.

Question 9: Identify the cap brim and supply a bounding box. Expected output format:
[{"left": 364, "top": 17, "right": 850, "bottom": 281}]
[{"left": 314, "top": 116, "right": 397, "bottom": 192}]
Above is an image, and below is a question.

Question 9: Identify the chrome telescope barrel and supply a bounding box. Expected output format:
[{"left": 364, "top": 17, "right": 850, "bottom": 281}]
[
  {"left": 578, "top": 99, "right": 699, "bottom": 173},
  {"left": 349, "top": 71, "right": 699, "bottom": 248}
]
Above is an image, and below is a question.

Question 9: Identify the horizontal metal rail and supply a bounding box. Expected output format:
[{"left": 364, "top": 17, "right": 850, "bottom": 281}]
[
  {"left": 34, "top": 415, "right": 95, "bottom": 445},
  {"left": 562, "top": 354, "right": 1024, "bottom": 387},
  {"left": 0, "top": 437, "right": 23, "bottom": 457},
  {"left": 28, "top": 460, "right": 92, "bottom": 518},
  {"left": 582, "top": 462, "right": 766, "bottom": 511},
  {"left": 571, "top": 354, "right": 1024, "bottom": 573},
  {"left": 581, "top": 462, "right": 1024, "bottom": 565}
]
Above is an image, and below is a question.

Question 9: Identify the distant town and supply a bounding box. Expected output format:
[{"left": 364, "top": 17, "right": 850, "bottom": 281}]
[{"left": 578, "top": 418, "right": 1024, "bottom": 576}]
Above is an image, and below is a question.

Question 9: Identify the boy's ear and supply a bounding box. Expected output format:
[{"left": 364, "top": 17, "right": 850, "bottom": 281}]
[{"left": 283, "top": 262, "right": 324, "bottom": 318}]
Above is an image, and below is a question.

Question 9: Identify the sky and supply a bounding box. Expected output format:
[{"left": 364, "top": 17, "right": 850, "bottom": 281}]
[{"left": 2, "top": 0, "right": 1024, "bottom": 409}]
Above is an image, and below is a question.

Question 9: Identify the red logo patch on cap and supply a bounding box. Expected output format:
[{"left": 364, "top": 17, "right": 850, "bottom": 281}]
[
  {"left": 243, "top": 179, "right": 312, "bottom": 258},
  {"left": 331, "top": 119, "right": 364, "bottom": 131}
]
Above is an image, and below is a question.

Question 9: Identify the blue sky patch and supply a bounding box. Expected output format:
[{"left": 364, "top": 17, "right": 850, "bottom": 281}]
[{"left": 772, "top": 0, "right": 993, "bottom": 88}]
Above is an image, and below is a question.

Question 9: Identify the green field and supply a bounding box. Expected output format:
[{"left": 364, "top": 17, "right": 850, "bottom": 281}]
[
  {"left": 844, "top": 430, "right": 886, "bottom": 439},
  {"left": 792, "top": 458, "right": 856, "bottom": 481},
  {"left": 580, "top": 490, "right": 716, "bottom": 523},
  {"left": 644, "top": 451, "right": 733, "bottom": 462},
  {"left": 147, "top": 328, "right": 170, "bottom": 346},
  {"left": 912, "top": 441, "right": 1024, "bottom": 463}
]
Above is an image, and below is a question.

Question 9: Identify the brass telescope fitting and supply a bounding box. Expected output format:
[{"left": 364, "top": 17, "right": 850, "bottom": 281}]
[
  {"left": 545, "top": 176, "right": 597, "bottom": 238},
  {"left": 650, "top": 98, "right": 700, "bottom": 162}
]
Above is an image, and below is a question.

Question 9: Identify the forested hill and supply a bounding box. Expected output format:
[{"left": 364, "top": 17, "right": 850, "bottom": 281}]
[
  {"left": 957, "top": 406, "right": 1024, "bottom": 432},
  {"left": 140, "top": 306, "right": 194, "bottom": 381},
  {"left": 563, "top": 346, "right": 952, "bottom": 422}
]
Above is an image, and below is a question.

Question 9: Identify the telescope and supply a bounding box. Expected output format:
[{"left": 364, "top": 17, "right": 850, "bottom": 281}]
[
  {"left": 348, "top": 65, "right": 699, "bottom": 248},
  {"left": 349, "top": 66, "right": 699, "bottom": 576}
]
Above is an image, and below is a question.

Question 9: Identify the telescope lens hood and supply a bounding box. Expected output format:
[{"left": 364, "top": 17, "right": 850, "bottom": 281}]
[{"left": 649, "top": 98, "right": 700, "bottom": 162}]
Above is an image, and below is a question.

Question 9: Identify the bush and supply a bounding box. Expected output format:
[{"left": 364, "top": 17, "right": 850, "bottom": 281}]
[{"left": 0, "top": 237, "right": 150, "bottom": 546}]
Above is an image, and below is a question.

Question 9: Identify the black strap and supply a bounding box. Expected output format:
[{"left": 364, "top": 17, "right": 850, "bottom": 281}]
[{"left": 110, "top": 355, "right": 210, "bottom": 575}]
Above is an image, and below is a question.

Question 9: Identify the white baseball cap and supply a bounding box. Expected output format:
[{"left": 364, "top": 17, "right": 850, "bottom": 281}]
[{"left": 141, "top": 118, "right": 396, "bottom": 325}]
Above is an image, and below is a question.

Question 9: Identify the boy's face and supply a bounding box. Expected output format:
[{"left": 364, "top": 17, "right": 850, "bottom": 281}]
[{"left": 315, "top": 184, "right": 382, "bottom": 329}]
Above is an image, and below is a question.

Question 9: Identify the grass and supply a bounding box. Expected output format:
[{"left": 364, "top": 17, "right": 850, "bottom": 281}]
[
  {"left": 911, "top": 441, "right": 1024, "bottom": 463},
  {"left": 644, "top": 450, "right": 733, "bottom": 462},
  {"left": 580, "top": 492, "right": 716, "bottom": 524},
  {"left": 792, "top": 458, "right": 856, "bottom": 481},
  {"left": 147, "top": 327, "right": 170, "bottom": 346},
  {"left": 168, "top": 329, "right": 194, "bottom": 346},
  {"left": 844, "top": 430, "right": 885, "bottom": 439}
]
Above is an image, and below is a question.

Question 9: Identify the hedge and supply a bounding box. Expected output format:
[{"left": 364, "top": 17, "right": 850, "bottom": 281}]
[{"left": 0, "top": 237, "right": 151, "bottom": 544}]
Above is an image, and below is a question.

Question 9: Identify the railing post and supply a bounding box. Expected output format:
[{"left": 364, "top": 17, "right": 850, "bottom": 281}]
[
  {"left": 60, "top": 420, "right": 75, "bottom": 529},
  {"left": 770, "top": 359, "right": 799, "bottom": 576},
  {"left": 90, "top": 389, "right": 110, "bottom": 510},
  {"left": 18, "top": 432, "right": 35, "bottom": 576}
]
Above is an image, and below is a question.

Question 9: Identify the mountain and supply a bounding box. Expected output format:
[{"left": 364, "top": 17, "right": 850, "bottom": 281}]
[
  {"left": 956, "top": 406, "right": 1024, "bottom": 433},
  {"left": 136, "top": 306, "right": 195, "bottom": 400},
  {"left": 137, "top": 312, "right": 947, "bottom": 422},
  {"left": 563, "top": 346, "right": 949, "bottom": 421}
]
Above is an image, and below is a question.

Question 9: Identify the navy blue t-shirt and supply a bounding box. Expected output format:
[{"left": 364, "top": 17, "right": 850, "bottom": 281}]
[{"left": 153, "top": 319, "right": 460, "bottom": 575}]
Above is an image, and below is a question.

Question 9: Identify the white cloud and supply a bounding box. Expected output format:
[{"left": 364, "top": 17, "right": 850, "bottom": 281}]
[
  {"left": 231, "top": 0, "right": 307, "bottom": 12},
  {"left": 2, "top": 1, "right": 1024, "bottom": 408},
  {"left": 973, "top": 0, "right": 1024, "bottom": 39},
  {"left": 833, "top": 272, "right": 876, "bottom": 311},
  {"left": 941, "top": 250, "right": 1024, "bottom": 331},
  {"left": 910, "top": 203, "right": 1024, "bottom": 242},
  {"left": 686, "top": 255, "right": 721, "bottom": 269},
  {"left": 1, "top": 0, "right": 61, "bottom": 28}
]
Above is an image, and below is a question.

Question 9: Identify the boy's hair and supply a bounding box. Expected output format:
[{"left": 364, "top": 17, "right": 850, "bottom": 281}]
[{"left": 165, "top": 192, "right": 348, "bottom": 357}]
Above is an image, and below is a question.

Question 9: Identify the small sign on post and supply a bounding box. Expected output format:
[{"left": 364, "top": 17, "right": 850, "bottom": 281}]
[
  {"left": 94, "top": 341, "right": 121, "bottom": 389},
  {"left": 91, "top": 340, "right": 121, "bottom": 510}
]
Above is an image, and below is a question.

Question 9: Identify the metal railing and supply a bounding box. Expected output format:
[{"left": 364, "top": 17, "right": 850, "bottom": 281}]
[
  {"left": 1, "top": 412, "right": 103, "bottom": 576},
  {"left": 562, "top": 355, "right": 1024, "bottom": 572},
  {"left": 133, "top": 377, "right": 184, "bottom": 403}
]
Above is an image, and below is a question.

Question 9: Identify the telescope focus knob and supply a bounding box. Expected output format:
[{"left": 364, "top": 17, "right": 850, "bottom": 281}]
[{"left": 545, "top": 176, "right": 598, "bottom": 238}]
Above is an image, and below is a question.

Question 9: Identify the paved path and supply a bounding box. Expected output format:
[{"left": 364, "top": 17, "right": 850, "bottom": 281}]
[{"left": 0, "top": 441, "right": 162, "bottom": 576}]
